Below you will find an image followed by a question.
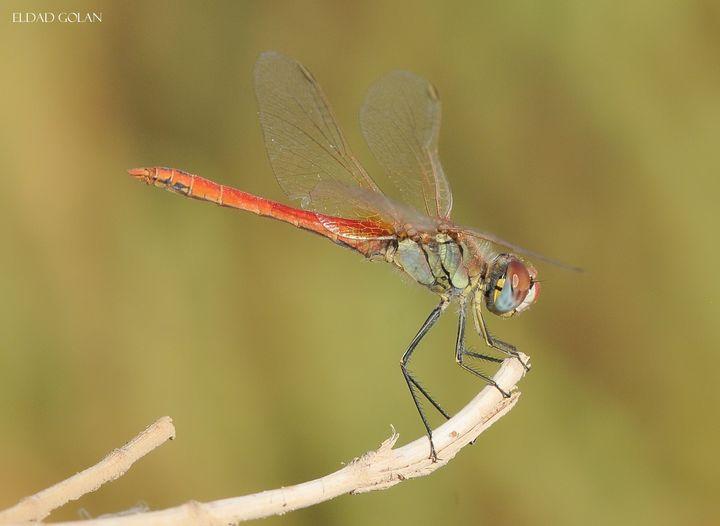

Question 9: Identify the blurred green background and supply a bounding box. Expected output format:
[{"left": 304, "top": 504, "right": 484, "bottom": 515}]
[{"left": 1, "top": 1, "right": 719, "bottom": 524}]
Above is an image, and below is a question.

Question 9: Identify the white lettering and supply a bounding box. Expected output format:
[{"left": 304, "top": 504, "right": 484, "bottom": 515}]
[{"left": 11, "top": 11, "right": 102, "bottom": 24}]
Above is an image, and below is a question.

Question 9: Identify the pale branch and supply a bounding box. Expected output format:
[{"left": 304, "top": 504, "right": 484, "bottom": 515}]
[
  {"left": 2, "top": 353, "right": 527, "bottom": 525},
  {"left": 0, "top": 417, "right": 176, "bottom": 524}
]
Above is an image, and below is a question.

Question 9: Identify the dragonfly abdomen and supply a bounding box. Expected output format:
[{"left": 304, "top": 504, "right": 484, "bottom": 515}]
[{"left": 128, "top": 166, "right": 391, "bottom": 258}]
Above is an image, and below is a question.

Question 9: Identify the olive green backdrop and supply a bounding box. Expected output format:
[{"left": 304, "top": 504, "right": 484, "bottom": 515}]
[{"left": 1, "top": 1, "right": 718, "bottom": 524}]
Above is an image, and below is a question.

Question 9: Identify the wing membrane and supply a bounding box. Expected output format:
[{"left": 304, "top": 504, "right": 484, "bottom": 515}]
[
  {"left": 360, "top": 70, "right": 452, "bottom": 219},
  {"left": 254, "top": 51, "right": 381, "bottom": 218},
  {"left": 310, "top": 181, "right": 437, "bottom": 238},
  {"left": 462, "top": 228, "right": 583, "bottom": 271}
]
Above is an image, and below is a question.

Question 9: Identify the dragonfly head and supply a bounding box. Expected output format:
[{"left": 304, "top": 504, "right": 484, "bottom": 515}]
[{"left": 484, "top": 255, "right": 540, "bottom": 317}]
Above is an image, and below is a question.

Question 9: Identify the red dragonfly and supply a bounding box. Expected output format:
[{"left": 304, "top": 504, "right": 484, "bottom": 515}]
[{"left": 129, "top": 51, "right": 573, "bottom": 460}]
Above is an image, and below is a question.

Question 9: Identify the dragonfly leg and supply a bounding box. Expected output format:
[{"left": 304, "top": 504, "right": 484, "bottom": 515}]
[
  {"left": 400, "top": 299, "right": 451, "bottom": 462},
  {"left": 455, "top": 302, "right": 511, "bottom": 399},
  {"left": 473, "top": 302, "right": 531, "bottom": 371}
]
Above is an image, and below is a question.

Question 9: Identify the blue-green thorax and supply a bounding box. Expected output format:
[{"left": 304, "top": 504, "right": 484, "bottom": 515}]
[{"left": 387, "top": 233, "right": 483, "bottom": 295}]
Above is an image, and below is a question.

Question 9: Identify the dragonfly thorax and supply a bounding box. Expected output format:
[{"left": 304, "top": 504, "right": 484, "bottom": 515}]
[{"left": 389, "top": 234, "right": 472, "bottom": 294}]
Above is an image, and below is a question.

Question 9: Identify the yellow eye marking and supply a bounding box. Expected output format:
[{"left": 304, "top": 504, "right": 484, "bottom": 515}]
[{"left": 492, "top": 277, "right": 506, "bottom": 302}]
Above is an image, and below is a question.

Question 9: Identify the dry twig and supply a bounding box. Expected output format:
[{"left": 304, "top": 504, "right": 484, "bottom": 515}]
[
  {"left": 0, "top": 353, "right": 527, "bottom": 525},
  {"left": 0, "top": 417, "right": 176, "bottom": 524}
]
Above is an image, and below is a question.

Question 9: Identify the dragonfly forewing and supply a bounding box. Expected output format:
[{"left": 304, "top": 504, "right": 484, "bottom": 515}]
[{"left": 254, "top": 51, "right": 382, "bottom": 218}]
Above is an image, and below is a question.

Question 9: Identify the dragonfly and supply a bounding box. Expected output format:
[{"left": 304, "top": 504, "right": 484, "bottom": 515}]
[{"left": 129, "top": 51, "right": 574, "bottom": 461}]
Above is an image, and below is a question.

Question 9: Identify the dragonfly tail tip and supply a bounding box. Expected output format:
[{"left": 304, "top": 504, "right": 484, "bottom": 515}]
[{"left": 127, "top": 167, "right": 150, "bottom": 177}]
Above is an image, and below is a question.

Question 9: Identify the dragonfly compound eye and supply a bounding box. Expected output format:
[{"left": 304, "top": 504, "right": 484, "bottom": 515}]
[{"left": 486, "top": 256, "right": 539, "bottom": 316}]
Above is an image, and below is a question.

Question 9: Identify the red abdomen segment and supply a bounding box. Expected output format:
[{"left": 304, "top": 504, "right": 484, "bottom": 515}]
[{"left": 127, "top": 167, "right": 393, "bottom": 257}]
